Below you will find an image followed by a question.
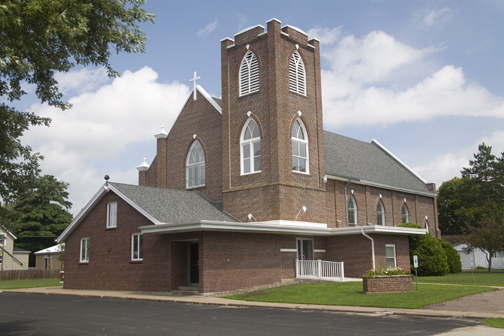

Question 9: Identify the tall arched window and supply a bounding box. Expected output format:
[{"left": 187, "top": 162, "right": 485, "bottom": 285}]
[
  {"left": 289, "top": 50, "right": 306, "bottom": 95},
  {"left": 377, "top": 200, "right": 385, "bottom": 226},
  {"left": 425, "top": 220, "right": 429, "bottom": 233},
  {"left": 186, "top": 141, "right": 205, "bottom": 188},
  {"left": 239, "top": 50, "right": 259, "bottom": 96},
  {"left": 402, "top": 203, "right": 409, "bottom": 223},
  {"left": 347, "top": 196, "right": 357, "bottom": 226},
  {"left": 241, "top": 118, "right": 261, "bottom": 174},
  {"left": 292, "top": 118, "right": 308, "bottom": 173}
]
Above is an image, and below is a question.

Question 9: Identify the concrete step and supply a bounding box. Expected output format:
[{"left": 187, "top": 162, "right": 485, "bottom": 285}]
[
  {"left": 172, "top": 286, "right": 200, "bottom": 296},
  {"left": 178, "top": 286, "right": 199, "bottom": 291}
]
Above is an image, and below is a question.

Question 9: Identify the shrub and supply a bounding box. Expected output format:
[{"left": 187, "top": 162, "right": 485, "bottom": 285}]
[
  {"left": 398, "top": 223, "right": 450, "bottom": 276},
  {"left": 440, "top": 240, "right": 462, "bottom": 273}
]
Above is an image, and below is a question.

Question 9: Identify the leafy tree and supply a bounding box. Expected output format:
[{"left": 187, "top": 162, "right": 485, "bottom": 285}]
[
  {"left": 462, "top": 205, "right": 504, "bottom": 273},
  {"left": 0, "top": 0, "right": 154, "bottom": 207},
  {"left": 3, "top": 175, "right": 72, "bottom": 266},
  {"left": 440, "top": 240, "right": 462, "bottom": 274}
]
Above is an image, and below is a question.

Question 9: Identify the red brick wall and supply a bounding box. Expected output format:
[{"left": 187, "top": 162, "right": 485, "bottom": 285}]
[
  {"left": 363, "top": 275, "right": 413, "bottom": 293},
  {"left": 64, "top": 191, "right": 171, "bottom": 291}
]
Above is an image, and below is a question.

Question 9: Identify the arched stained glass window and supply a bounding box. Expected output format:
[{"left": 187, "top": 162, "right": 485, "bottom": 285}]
[
  {"left": 377, "top": 200, "right": 385, "bottom": 225},
  {"left": 186, "top": 141, "right": 205, "bottom": 188},
  {"left": 241, "top": 118, "right": 261, "bottom": 174},
  {"left": 292, "top": 118, "right": 308, "bottom": 173},
  {"left": 239, "top": 51, "right": 259, "bottom": 96},
  {"left": 289, "top": 50, "right": 306, "bottom": 95},
  {"left": 348, "top": 196, "right": 357, "bottom": 226},
  {"left": 402, "top": 203, "right": 409, "bottom": 223}
]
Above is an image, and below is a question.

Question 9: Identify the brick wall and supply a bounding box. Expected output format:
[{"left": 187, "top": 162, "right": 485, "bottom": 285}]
[{"left": 363, "top": 275, "right": 413, "bottom": 293}]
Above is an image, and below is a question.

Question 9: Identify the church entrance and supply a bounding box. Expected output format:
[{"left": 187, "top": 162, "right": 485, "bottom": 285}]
[{"left": 188, "top": 242, "right": 199, "bottom": 285}]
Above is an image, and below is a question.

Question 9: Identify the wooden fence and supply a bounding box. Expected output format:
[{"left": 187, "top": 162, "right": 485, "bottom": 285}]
[{"left": 0, "top": 269, "right": 61, "bottom": 281}]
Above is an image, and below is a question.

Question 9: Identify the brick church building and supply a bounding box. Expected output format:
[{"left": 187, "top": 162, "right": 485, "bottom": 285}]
[{"left": 57, "top": 19, "right": 437, "bottom": 294}]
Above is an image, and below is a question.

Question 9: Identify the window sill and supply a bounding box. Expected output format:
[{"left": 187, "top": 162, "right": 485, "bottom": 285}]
[
  {"left": 241, "top": 171, "right": 261, "bottom": 176},
  {"left": 130, "top": 260, "right": 143, "bottom": 264},
  {"left": 79, "top": 262, "right": 89, "bottom": 265},
  {"left": 186, "top": 185, "right": 206, "bottom": 191},
  {"left": 289, "top": 91, "right": 308, "bottom": 98},
  {"left": 106, "top": 227, "right": 116, "bottom": 231},
  {"left": 292, "top": 170, "right": 310, "bottom": 175},
  {"left": 238, "top": 91, "right": 260, "bottom": 98}
]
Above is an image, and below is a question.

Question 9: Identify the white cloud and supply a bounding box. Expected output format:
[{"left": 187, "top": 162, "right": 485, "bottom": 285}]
[
  {"left": 23, "top": 66, "right": 190, "bottom": 214},
  {"left": 55, "top": 67, "right": 109, "bottom": 95},
  {"left": 320, "top": 30, "right": 504, "bottom": 129},
  {"left": 414, "top": 131, "right": 504, "bottom": 187},
  {"left": 424, "top": 7, "right": 456, "bottom": 27},
  {"left": 307, "top": 26, "right": 342, "bottom": 45},
  {"left": 197, "top": 19, "right": 218, "bottom": 37}
]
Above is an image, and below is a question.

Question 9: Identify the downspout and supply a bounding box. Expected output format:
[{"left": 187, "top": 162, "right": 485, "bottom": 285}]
[{"left": 361, "top": 229, "right": 375, "bottom": 270}]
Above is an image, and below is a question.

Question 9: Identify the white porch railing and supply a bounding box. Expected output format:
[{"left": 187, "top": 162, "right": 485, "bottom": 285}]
[{"left": 296, "top": 259, "right": 345, "bottom": 281}]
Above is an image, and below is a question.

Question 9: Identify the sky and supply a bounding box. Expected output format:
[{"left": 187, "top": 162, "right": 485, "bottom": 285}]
[{"left": 20, "top": 0, "right": 504, "bottom": 216}]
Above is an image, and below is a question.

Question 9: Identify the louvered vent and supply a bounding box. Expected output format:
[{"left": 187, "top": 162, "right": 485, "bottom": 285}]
[
  {"left": 239, "top": 51, "right": 259, "bottom": 96},
  {"left": 289, "top": 51, "right": 306, "bottom": 95}
]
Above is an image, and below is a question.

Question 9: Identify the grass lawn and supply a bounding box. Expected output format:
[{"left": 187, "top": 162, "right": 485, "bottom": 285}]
[
  {"left": 0, "top": 278, "right": 62, "bottom": 289},
  {"left": 225, "top": 282, "right": 496, "bottom": 309},
  {"left": 418, "top": 270, "right": 504, "bottom": 287},
  {"left": 482, "top": 318, "right": 504, "bottom": 329}
]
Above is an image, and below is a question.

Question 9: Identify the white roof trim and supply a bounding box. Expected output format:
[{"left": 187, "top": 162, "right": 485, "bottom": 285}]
[
  {"left": 220, "top": 37, "right": 234, "bottom": 42},
  {"left": 140, "top": 221, "right": 426, "bottom": 236},
  {"left": 56, "top": 183, "right": 162, "bottom": 243},
  {"left": 371, "top": 139, "right": 428, "bottom": 184},
  {"left": 235, "top": 24, "right": 264, "bottom": 36},
  {"left": 266, "top": 18, "right": 281, "bottom": 24},
  {"left": 0, "top": 224, "right": 17, "bottom": 240},
  {"left": 196, "top": 85, "right": 222, "bottom": 114},
  {"left": 282, "top": 25, "right": 308, "bottom": 36},
  {"left": 325, "top": 174, "right": 436, "bottom": 198},
  {"left": 34, "top": 243, "right": 64, "bottom": 255}
]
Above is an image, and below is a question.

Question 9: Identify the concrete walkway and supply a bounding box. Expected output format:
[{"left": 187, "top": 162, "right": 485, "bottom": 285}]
[{"left": 3, "top": 286, "right": 504, "bottom": 335}]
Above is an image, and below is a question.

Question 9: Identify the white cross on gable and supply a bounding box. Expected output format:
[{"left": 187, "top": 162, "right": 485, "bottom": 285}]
[{"left": 190, "top": 71, "right": 200, "bottom": 101}]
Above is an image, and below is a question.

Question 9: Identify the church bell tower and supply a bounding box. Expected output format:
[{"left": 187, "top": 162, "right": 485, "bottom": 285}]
[{"left": 220, "top": 19, "right": 326, "bottom": 223}]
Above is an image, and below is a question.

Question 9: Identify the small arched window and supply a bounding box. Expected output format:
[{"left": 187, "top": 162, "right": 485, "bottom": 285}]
[
  {"left": 186, "top": 141, "right": 205, "bottom": 188},
  {"left": 377, "top": 200, "right": 385, "bottom": 226},
  {"left": 402, "top": 203, "right": 409, "bottom": 223},
  {"left": 239, "top": 50, "right": 259, "bottom": 96},
  {"left": 289, "top": 50, "right": 306, "bottom": 95},
  {"left": 241, "top": 118, "right": 261, "bottom": 174},
  {"left": 348, "top": 196, "right": 357, "bottom": 226},
  {"left": 292, "top": 118, "right": 308, "bottom": 173}
]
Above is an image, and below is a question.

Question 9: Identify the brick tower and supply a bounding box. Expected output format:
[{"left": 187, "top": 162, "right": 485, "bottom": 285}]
[{"left": 221, "top": 19, "right": 327, "bottom": 223}]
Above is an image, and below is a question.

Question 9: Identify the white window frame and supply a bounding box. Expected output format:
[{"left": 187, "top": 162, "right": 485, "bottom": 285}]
[
  {"left": 131, "top": 233, "right": 143, "bottom": 261},
  {"left": 347, "top": 196, "right": 357, "bottom": 226},
  {"left": 401, "top": 203, "right": 409, "bottom": 223},
  {"left": 425, "top": 220, "right": 429, "bottom": 233},
  {"left": 107, "top": 202, "right": 117, "bottom": 228},
  {"left": 289, "top": 50, "right": 306, "bottom": 96},
  {"left": 291, "top": 118, "right": 309, "bottom": 174},
  {"left": 80, "top": 238, "right": 89, "bottom": 263},
  {"left": 386, "top": 244, "right": 396, "bottom": 268},
  {"left": 239, "top": 50, "right": 259, "bottom": 96},
  {"left": 240, "top": 118, "right": 261, "bottom": 175},
  {"left": 377, "top": 200, "right": 385, "bottom": 226},
  {"left": 186, "top": 140, "right": 205, "bottom": 189}
]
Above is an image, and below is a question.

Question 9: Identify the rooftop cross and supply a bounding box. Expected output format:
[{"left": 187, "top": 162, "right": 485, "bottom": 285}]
[{"left": 190, "top": 71, "right": 200, "bottom": 101}]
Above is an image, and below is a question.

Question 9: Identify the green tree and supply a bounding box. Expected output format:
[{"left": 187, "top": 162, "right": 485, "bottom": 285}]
[
  {"left": 0, "top": 0, "right": 154, "bottom": 206},
  {"left": 3, "top": 175, "right": 73, "bottom": 266}
]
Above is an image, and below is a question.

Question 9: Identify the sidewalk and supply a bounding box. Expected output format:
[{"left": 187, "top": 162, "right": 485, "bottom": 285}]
[{"left": 3, "top": 286, "right": 504, "bottom": 320}]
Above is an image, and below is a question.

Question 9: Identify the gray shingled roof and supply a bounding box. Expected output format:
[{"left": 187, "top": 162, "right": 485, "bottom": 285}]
[
  {"left": 323, "top": 131, "right": 432, "bottom": 193},
  {"left": 110, "top": 183, "right": 236, "bottom": 223},
  {"left": 212, "top": 97, "right": 222, "bottom": 107}
]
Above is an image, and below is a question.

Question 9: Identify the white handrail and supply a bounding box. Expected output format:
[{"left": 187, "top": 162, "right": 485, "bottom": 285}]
[{"left": 296, "top": 259, "right": 344, "bottom": 281}]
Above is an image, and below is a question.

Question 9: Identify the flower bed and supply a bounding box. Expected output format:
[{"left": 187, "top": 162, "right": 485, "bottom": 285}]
[{"left": 362, "top": 266, "right": 413, "bottom": 293}]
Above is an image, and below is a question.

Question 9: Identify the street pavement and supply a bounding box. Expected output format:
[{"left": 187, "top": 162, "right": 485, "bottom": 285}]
[{"left": 2, "top": 286, "right": 504, "bottom": 335}]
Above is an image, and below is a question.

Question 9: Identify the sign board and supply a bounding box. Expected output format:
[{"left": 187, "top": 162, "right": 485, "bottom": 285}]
[
  {"left": 413, "top": 255, "right": 418, "bottom": 269},
  {"left": 471, "top": 256, "right": 474, "bottom": 268}
]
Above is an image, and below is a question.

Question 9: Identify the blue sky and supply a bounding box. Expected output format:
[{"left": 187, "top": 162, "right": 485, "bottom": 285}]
[{"left": 22, "top": 0, "right": 504, "bottom": 215}]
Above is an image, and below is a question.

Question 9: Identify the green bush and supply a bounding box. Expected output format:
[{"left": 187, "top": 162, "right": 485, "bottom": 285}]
[
  {"left": 398, "top": 223, "right": 450, "bottom": 276},
  {"left": 440, "top": 240, "right": 462, "bottom": 273}
]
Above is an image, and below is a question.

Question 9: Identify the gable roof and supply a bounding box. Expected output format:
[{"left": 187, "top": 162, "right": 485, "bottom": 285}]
[
  {"left": 323, "top": 131, "right": 435, "bottom": 196},
  {"left": 0, "top": 224, "right": 16, "bottom": 240},
  {"left": 34, "top": 243, "right": 64, "bottom": 255},
  {"left": 57, "top": 183, "right": 236, "bottom": 243}
]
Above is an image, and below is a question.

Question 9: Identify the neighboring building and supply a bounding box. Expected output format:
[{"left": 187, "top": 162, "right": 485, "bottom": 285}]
[
  {"left": 35, "top": 244, "right": 65, "bottom": 270},
  {"left": 0, "top": 225, "right": 29, "bottom": 271},
  {"left": 455, "top": 244, "right": 504, "bottom": 270},
  {"left": 57, "top": 19, "right": 436, "bottom": 294}
]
